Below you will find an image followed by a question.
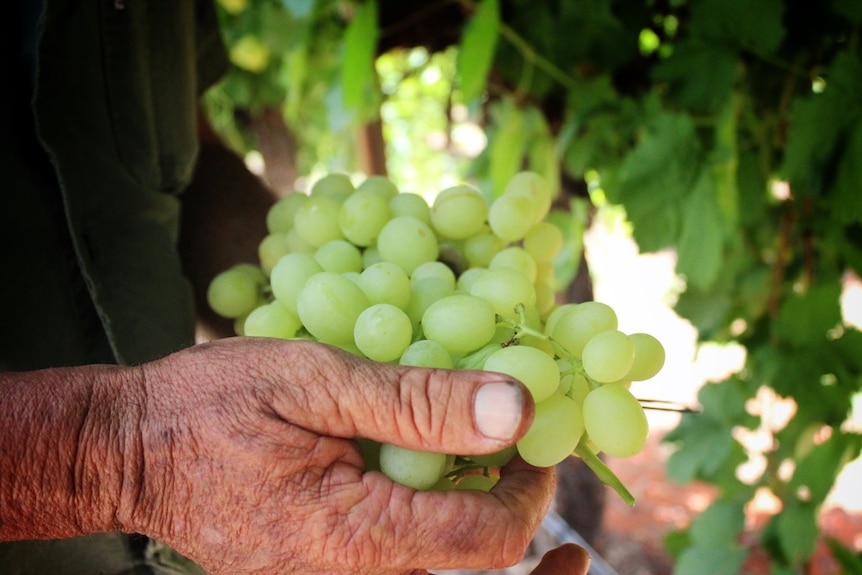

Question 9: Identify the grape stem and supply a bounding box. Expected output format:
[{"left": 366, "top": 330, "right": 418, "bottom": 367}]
[{"left": 573, "top": 440, "right": 636, "bottom": 507}]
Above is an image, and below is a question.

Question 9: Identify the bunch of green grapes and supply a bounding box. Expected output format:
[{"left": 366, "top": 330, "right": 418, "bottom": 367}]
[{"left": 207, "top": 171, "right": 665, "bottom": 503}]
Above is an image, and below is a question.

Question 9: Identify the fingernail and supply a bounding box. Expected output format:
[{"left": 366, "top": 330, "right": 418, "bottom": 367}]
[{"left": 474, "top": 381, "right": 523, "bottom": 441}]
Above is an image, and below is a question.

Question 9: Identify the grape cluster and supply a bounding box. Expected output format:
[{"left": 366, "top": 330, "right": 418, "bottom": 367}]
[{"left": 207, "top": 171, "right": 665, "bottom": 502}]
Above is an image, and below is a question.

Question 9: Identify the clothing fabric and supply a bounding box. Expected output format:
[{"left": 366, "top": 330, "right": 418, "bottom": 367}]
[{"left": 1, "top": 0, "right": 228, "bottom": 572}]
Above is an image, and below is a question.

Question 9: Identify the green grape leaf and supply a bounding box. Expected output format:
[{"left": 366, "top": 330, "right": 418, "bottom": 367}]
[
  {"left": 651, "top": 40, "right": 738, "bottom": 114},
  {"left": 775, "top": 500, "right": 819, "bottom": 566},
  {"left": 609, "top": 110, "right": 701, "bottom": 252},
  {"left": 832, "top": 119, "right": 862, "bottom": 225},
  {"left": 488, "top": 98, "right": 525, "bottom": 196},
  {"left": 674, "top": 544, "right": 748, "bottom": 575},
  {"left": 456, "top": 0, "right": 500, "bottom": 102},
  {"left": 688, "top": 0, "right": 785, "bottom": 53},
  {"left": 833, "top": 0, "right": 862, "bottom": 24},
  {"left": 677, "top": 168, "right": 726, "bottom": 290},
  {"left": 774, "top": 282, "right": 842, "bottom": 347},
  {"left": 689, "top": 500, "right": 746, "bottom": 545},
  {"left": 790, "top": 431, "right": 862, "bottom": 505},
  {"left": 341, "top": 0, "right": 379, "bottom": 111},
  {"left": 780, "top": 52, "right": 862, "bottom": 194}
]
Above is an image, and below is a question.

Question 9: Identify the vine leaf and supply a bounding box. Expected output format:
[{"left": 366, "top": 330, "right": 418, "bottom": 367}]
[
  {"left": 677, "top": 167, "right": 725, "bottom": 290},
  {"left": 456, "top": 0, "right": 500, "bottom": 103},
  {"left": 341, "top": 0, "right": 379, "bottom": 111}
]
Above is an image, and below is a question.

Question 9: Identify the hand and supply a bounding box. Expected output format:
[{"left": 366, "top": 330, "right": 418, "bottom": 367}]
[{"left": 115, "top": 337, "right": 588, "bottom": 574}]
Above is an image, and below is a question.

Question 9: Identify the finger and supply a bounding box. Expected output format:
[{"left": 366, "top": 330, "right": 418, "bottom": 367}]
[
  {"left": 346, "top": 455, "right": 557, "bottom": 571},
  {"left": 266, "top": 340, "right": 535, "bottom": 455},
  {"left": 531, "top": 543, "right": 591, "bottom": 575}
]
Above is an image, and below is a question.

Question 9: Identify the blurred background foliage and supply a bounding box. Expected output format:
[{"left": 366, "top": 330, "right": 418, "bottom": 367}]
[{"left": 202, "top": 1, "right": 862, "bottom": 573}]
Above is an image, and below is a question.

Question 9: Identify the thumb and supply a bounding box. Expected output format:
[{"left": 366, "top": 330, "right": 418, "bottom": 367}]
[
  {"left": 531, "top": 544, "right": 592, "bottom": 575},
  {"left": 271, "top": 341, "right": 535, "bottom": 455}
]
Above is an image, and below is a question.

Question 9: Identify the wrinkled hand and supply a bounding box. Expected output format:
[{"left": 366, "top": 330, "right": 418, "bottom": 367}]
[{"left": 115, "top": 338, "right": 589, "bottom": 575}]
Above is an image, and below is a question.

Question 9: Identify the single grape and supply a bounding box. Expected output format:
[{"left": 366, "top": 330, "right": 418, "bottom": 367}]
[
  {"left": 582, "top": 384, "right": 648, "bottom": 458},
  {"left": 489, "top": 247, "right": 538, "bottom": 284},
  {"left": 544, "top": 303, "right": 578, "bottom": 335},
  {"left": 314, "top": 239, "right": 363, "bottom": 274},
  {"left": 310, "top": 172, "right": 354, "bottom": 202},
  {"left": 625, "top": 333, "right": 666, "bottom": 381},
  {"left": 463, "top": 230, "right": 505, "bottom": 268},
  {"left": 399, "top": 339, "right": 454, "bottom": 369},
  {"left": 356, "top": 175, "right": 399, "bottom": 201},
  {"left": 266, "top": 192, "right": 307, "bottom": 233},
  {"left": 488, "top": 193, "right": 536, "bottom": 243},
  {"left": 534, "top": 280, "right": 556, "bottom": 317},
  {"left": 516, "top": 393, "right": 584, "bottom": 467},
  {"left": 523, "top": 222, "right": 564, "bottom": 263},
  {"left": 378, "top": 444, "right": 448, "bottom": 490},
  {"left": 581, "top": 330, "right": 635, "bottom": 383},
  {"left": 355, "top": 437, "right": 382, "bottom": 472},
  {"left": 469, "top": 267, "right": 536, "bottom": 320},
  {"left": 389, "top": 192, "right": 431, "bottom": 225},
  {"left": 548, "top": 301, "right": 618, "bottom": 357},
  {"left": 243, "top": 301, "right": 302, "bottom": 339},
  {"left": 338, "top": 189, "right": 391, "bottom": 246},
  {"left": 503, "top": 171, "right": 552, "bottom": 224},
  {"left": 353, "top": 303, "right": 413, "bottom": 362},
  {"left": 296, "top": 272, "right": 369, "bottom": 345},
  {"left": 430, "top": 185, "right": 488, "bottom": 240},
  {"left": 284, "top": 229, "right": 314, "bottom": 254},
  {"left": 455, "top": 267, "right": 487, "bottom": 293},
  {"left": 466, "top": 445, "right": 517, "bottom": 468},
  {"left": 376, "top": 216, "right": 439, "bottom": 275},
  {"left": 484, "top": 345, "right": 560, "bottom": 403},
  {"left": 421, "top": 294, "right": 497, "bottom": 354},
  {"left": 406, "top": 277, "right": 455, "bottom": 331},
  {"left": 357, "top": 261, "right": 411, "bottom": 310},
  {"left": 362, "top": 246, "right": 381, "bottom": 268},
  {"left": 455, "top": 474, "right": 498, "bottom": 492},
  {"left": 294, "top": 195, "right": 344, "bottom": 247},
  {"left": 410, "top": 261, "right": 457, "bottom": 290},
  {"left": 207, "top": 264, "right": 265, "bottom": 319},
  {"left": 258, "top": 233, "right": 292, "bottom": 275},
  {"left": 270, "top": 253, "right": 324, "bottom": 314}
]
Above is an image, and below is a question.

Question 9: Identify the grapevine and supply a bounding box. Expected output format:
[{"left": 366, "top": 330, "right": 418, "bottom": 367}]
[{"left": 207, "top": 171, "right": 666, "bottom": 505}]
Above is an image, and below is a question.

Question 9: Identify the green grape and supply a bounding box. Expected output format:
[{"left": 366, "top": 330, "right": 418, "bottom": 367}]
[
  {"left": 207, "top": 264, "right": 265, "bottom": 319},
  {"left": 544, "top": 303, "right": 578, "bottom": 335},
  {"left": 243, "top": 301, "right": 302, "bottom": 339},
  {"left": 353, "top": 303, "right": 413, "bottom": 362},
  {"left": 314, "top": 239, "right": 363, "bottom": 274},
  {"left": 284, "top": 229, "right": 314, "bottom": 254},
  {"left": 258, "top": 233, "right": 292, "bottom": 275},
  {"left": 534, "top": 280, "right": 556, "bottom": 317},
  {"left": 356, "top": 175, "right": 399, "bottom": 201},
  {"left": 582, "top": 384, "right": 648, "bottom": 458},
  {"left": 523, "top": 222, "right": 564, "bottom": 263},
  {"left": 270, "top": 253, "right": 323, "bottom": 314},
  {"left": 362, "top": 246, "right": 381, "bottom": 268},
  {"left": 389, "top": 192, "right": 431, "bottom": 225},
  {"left": 357, "top": 261, "right": 411, "bottom": 310},
  {"left": 466, "top": 445, "right": 517, "bottom": 468},
  {"left": 624, "top": 333, "right": 666, "bottom": 381},
  {"left": 421, "top": 294, "right": 497, "bottom": 354},
  {"left": 410, "top": 261, "right": 456, "bottom": 290},
  {"left": 399, "top": 339, "right": 454, "bottom": 369},
  {"left": 455, "top": 267, "right": 487, "bottom": 293},
  {"left": 294, "top": 196, "right": 344, "bottom": 247},
  {"left": 463, "top": 230, "right": 505, "bottom": 268},
  {"left": 483, "top": 345, "right": 559, "bottom": 403},
  {"left": 548, "top": 301, "right": 618, "bottom": 357},
  {"left": 488, "top": 193, "right": 536, "bottom": 243},
  {"left": 567, "top": 372, "right": 592, "bottom": 405},
  {"left": 310, "top": 172, "right": 355, "bottom": 202},
  {"left": 581, "top": 330, "right": 635, "bottom": 383},
  {"left": 469, "top": 267, "right": 536, "bottom": 320},
  {"left": 378, "top": 444, "right": 448, "bottom": 490},
  {"left": 455, "top": 474, "right": 498, "bottom": 492},
  {"left": 406, "top": 277, "right": 454, "bottom": 330},
  {"left": 516, "top": 394, "right": 584, "bottom": 467},
  {"left": 296, "top": 272, "right": 369, "bottom": 345},
  {"left": 489, "top": 247, "right": 538, "bottom": 284},
  {"left": 338, "top": 189, "right": 391, "bottom": 247},
  {"left": 535, "top": 261, "right": 556, "bottom": 285},
  {"left": 430, "top": 185, "right": 488, "bottom": 240},
  {"left": 266, "top": 192, "right": 307, "bottom": 233},
  {"left": 503, "top": 171, "right": 552, "bottom": 225},
  {"left": 376, "top": 216, "right": 439, "bottom": 275}
]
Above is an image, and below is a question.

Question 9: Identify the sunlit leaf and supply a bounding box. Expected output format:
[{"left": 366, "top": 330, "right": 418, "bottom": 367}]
[
  {"left": 456, "top": 0, "right": 500, "bottom": 102},
  {"left": 341, "top": 0, "right": 379, "bottom": 110}
]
